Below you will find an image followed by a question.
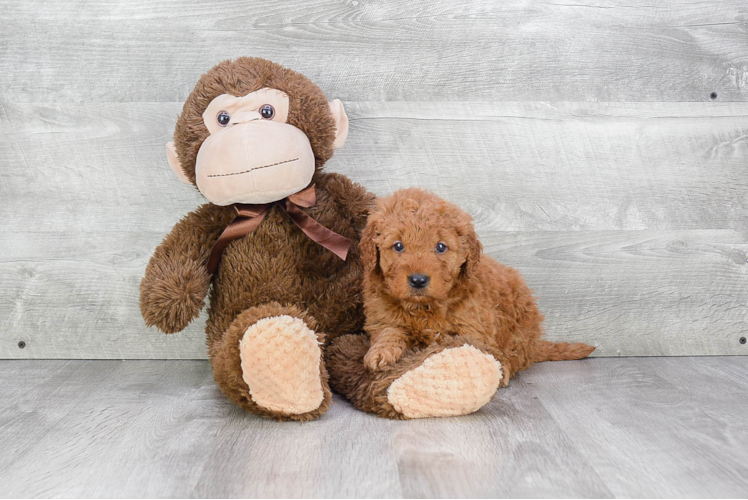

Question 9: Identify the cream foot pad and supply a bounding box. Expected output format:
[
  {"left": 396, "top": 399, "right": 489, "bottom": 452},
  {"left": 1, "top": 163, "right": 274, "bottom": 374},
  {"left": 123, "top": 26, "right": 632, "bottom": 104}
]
[
  {"left": 387, "top": 345, "right": 502, "bottom": 419},
  {"left": 239, "top": 315, "right": 324, "bottom": 415}
]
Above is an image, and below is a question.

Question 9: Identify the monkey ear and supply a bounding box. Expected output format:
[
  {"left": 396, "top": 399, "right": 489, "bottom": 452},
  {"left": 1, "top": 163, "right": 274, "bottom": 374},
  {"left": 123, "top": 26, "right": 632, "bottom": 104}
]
[
  {"left": 328, "top": 99, "right": 349, "bottom": 149},
  {"left": 166, "top": 141, "right": 191, "bottom": 184}
]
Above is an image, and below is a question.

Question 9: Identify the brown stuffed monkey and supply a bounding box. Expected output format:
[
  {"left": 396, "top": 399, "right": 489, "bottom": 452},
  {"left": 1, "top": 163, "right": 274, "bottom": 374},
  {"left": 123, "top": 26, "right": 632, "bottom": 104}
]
[{"left": 140, "top": 57, "right": 503, "bottom": 420}]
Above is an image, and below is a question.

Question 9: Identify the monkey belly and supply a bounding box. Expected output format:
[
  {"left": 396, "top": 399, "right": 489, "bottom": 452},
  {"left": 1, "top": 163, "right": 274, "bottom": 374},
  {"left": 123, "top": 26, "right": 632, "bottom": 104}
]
[{"left": 204, "top": 207, "right": 364, "bottom": 348}]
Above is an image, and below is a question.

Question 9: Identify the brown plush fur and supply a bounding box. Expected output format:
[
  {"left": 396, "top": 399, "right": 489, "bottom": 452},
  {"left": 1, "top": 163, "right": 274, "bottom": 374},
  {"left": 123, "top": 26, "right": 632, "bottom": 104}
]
[
  {"left": 210, "top": 302, "right": 331, "bottom": 421},
  {"left": 361, "top": 188, "right": 595, "bottom": 379},
  {"left": 326, "top": 332, "right": 499, "bottom": 419},
  {"left": 140, "top": 58, "right": 375, "bottom": 421},
  {"left": 172, "top": 57, "right": 339, "bottom": 185}
]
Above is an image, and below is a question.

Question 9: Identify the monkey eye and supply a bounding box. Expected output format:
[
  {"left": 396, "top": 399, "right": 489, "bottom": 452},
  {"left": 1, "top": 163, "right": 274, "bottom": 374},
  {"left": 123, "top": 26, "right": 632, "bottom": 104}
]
[
  {"left": 259, "top": 104, "right": 275, "bottom": 120},
  {"left": 393, "top": 241, "right": 404, "bottom": 253},
  {"left": 216, "top": 111, "right": 231, "bottom": 127},
  {"left": 435, "top": 242, "right": 448, "bottom": 253}
]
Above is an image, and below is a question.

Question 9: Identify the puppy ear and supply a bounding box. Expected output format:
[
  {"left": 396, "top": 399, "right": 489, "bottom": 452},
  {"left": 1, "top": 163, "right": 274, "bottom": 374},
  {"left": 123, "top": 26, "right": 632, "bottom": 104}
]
[
  {"left": 460, "top": 223, "right": 483, "bottom": 279},
  {"left": 360, "top": 212, "right": 383, "bottom": 280}
]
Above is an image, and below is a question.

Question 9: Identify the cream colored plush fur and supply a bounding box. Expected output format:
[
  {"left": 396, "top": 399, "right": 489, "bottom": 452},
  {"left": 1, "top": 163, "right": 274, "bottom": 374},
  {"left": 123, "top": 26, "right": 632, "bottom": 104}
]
[
  {"left": 239, "top": 315, "right": 324, "bottom": 415},
  {"left": 386, "top": 345, "right": 502, "bottom": 418}
]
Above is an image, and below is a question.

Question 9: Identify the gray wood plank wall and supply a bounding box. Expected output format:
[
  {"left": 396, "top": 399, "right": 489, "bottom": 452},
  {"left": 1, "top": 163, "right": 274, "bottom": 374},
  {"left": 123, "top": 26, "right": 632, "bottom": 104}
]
[{"left": 1, "top": 0, "right": 746, "bottom": 358}]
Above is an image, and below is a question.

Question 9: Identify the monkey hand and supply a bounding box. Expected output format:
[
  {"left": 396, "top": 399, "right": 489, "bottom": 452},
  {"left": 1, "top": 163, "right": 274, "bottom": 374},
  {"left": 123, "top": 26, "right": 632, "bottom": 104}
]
[{"left": 139, "top": 257, "right": 211, "bottom": 334}]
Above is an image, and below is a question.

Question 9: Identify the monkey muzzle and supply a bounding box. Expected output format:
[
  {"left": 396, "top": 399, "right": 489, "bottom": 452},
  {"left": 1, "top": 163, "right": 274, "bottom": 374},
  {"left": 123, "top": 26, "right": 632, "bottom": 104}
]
[{"left": 195, "top": 120, "right": 316, "bottom": 206}]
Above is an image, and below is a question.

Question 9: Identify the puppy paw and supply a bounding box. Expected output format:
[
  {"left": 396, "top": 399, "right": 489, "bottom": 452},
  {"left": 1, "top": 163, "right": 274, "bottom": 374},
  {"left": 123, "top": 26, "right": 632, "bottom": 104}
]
[{"left": 364, "top": 344, "right": 405, "bottom": 371}]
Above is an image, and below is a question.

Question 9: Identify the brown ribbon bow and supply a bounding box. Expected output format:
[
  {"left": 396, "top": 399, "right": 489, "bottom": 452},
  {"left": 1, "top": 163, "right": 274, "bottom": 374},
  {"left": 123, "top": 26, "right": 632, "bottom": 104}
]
[{"left": 206, "top": 184, "right": 351, "bottom": 274}]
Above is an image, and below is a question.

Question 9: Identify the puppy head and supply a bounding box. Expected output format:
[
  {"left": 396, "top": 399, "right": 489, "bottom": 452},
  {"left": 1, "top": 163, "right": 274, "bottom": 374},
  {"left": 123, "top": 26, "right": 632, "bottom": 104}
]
[{"left": 361, "top": 188, "right": 482, "bottom": 303}]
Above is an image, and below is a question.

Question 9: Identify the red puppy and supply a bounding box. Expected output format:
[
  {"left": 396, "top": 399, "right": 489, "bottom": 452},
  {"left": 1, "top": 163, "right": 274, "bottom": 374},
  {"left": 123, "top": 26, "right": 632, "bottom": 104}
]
[{"left": 362, "top": 188, "right": 594, "bottom": 385}]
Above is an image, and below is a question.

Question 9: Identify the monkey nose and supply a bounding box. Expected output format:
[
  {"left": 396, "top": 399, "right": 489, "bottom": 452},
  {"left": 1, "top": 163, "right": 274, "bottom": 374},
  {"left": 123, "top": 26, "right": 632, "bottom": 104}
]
[
  {"left": 231, "top": 110, "right": 262, "bottom": 125},
  {"left": 408, "top": 274, "right": 430, "bottom": 289}
]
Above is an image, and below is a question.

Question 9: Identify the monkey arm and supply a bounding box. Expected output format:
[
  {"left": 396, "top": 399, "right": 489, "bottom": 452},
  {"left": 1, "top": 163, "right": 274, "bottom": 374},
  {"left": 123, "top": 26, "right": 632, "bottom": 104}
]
[
  {"left": 140, "top": 203, "right": 235, "bottom": 334},
  {"left": 316, "top": 172, "right": 376, "bottom": 236}
]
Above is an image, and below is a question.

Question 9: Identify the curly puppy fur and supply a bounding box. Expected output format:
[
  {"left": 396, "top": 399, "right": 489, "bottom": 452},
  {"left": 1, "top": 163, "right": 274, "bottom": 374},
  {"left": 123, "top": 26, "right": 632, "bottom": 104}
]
[
  {"left": 139, "top": 58, "right": 375, "bottom": 421},
  {"left": 361, "top": 188, "right": 594, "bottom": 380}
]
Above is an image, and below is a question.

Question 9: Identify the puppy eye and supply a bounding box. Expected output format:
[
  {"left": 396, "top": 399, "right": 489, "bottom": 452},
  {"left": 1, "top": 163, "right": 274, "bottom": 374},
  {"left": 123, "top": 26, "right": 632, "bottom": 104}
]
[
  {"left": 217, "top": 111, "right": 231, "bottom": 127},
  {"left": 435, "top": 242, "right": 448, "bottom": 253},
  {"left": 259, "top": 104, "right": 275, "bottom": 120},
  {"left": 393, "top": 241, "right": 404, "bottom": 253}
]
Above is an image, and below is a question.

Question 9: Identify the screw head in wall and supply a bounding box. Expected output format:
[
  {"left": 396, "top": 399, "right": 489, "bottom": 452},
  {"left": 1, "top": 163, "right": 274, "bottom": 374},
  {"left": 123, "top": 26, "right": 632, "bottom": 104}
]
[
  {"left": 740, "top": 337, "right": 747, "bottom": 345},
  {"left": 18, "top": 341, "right": 26, "bottom": 349}
]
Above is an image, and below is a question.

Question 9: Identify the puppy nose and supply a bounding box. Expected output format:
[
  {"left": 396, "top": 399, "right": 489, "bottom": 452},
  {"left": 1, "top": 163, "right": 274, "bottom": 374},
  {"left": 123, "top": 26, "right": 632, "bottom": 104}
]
[{"left": 408, "top": 274, "right": 430, "bottom": 289}]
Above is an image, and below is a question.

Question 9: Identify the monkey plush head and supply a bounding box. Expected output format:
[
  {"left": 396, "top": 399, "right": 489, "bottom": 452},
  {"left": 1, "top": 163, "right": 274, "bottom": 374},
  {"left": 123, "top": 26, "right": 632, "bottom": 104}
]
[{"left": 166, "top": 57, "right": 349, "bottom": 205}]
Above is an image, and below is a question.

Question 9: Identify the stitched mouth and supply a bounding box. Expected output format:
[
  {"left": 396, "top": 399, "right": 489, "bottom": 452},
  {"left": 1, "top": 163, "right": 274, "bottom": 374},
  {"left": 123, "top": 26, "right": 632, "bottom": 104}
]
[{"left": 207, "top": 157, "right": 299, "bottom": 178}]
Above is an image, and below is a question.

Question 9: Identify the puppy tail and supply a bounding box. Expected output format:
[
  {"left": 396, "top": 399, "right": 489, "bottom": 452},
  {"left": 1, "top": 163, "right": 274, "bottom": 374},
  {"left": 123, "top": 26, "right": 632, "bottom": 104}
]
[{"left": 533, "top": 340, "right": 595, "bottom": 362}]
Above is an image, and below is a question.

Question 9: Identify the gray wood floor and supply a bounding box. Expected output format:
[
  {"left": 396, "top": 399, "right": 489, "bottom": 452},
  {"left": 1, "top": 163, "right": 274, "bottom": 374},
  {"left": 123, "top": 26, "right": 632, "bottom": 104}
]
[{"left": 1, "top": 357, "right": 747, "bottom": 498}]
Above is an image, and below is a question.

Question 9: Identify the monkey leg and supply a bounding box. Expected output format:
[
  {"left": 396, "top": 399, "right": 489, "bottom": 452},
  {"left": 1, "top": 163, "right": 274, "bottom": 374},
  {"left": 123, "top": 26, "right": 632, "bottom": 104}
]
[
  {"left": 209, "top": 302, "right": 331, "bottom": 421},
  {"left": 326, "top": 334, "right": 506, "bottom": 419}
]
